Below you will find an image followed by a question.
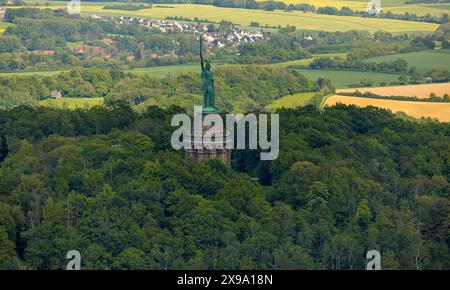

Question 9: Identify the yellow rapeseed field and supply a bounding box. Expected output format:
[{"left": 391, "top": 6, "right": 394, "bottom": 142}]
[
  {"left": 324, "top": 95, "right": 450, "bottom": 121},
  {"left": 337, "top": 83, "right": 450, "bottom": 98}
]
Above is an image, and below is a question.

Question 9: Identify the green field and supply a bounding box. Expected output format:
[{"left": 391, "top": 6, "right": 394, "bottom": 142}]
[
  {"left": 0, "top": 70, "right": 67, "bottom": 77},
  {"left": 293, "top": 69, "right": 404, "bottom": 88},
  {"left": 268, "top": 53, "right": 347, "bottom": 69},
  {"left": 10, "top": 3, "right": 439, "bottom": 33},
  {"left": 266, "top": 92, "right": 317, "bottom": 110},
  {"left": 125, "top": 63, "right": 200, "bottom": 78},
  {"left": 39, "top": 97, "right": 104, "bottom": 109},
  {"left": 430, "top": 5, "right": 450, "bottom": 11},
  {"left": 364, "top": 50, "right": 450, "bottom": 73},
  {"left": 0, "top": 21, "right": 14, "bottom": 34}
]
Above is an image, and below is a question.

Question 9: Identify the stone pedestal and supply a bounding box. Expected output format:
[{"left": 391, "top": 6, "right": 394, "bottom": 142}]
[{"left": 185, "top": 114, "right": 232, "bottom": 167}]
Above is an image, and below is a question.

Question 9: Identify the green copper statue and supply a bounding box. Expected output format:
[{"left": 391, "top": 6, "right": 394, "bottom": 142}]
[{"left": 200, "top": 35, "right": 218, "bottom": 113}]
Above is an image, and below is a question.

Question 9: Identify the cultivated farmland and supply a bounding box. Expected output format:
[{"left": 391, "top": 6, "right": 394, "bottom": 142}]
[
  {"left": 293, "top": 69, "right": 403, "bottom": 88},
  {"left": 39, "top": 97, "right": 104, "bottom": 109},
  {"left": 337, "top": 83, "right": 450, "bottom": 98},
  {"left": 324, "top": 95, "right": 450, "bottom": 121},
  {"left": 14, "top": 3, "right": 440, "bottom": 33},
  {"left": 271, "top": 0, "right": 450, "bottom": 16}
]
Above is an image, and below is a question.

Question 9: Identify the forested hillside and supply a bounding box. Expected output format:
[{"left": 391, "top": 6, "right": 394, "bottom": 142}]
[
  {"left": 0, "top": 66, "right": 316, "bottom": 111},
  {"left": 0, "top": 103, "right": 448, "bottom": 269}
]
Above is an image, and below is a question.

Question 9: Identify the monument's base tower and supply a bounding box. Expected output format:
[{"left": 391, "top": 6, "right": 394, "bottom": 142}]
[
  {"left": 185, "top": 113, "right": 232, "bottom": 167},
  {"left": 185, "top": 146, "right": 231, "bottom": 167}
]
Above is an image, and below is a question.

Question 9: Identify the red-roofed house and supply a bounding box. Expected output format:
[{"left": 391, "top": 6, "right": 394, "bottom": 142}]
[
  {"left": 50, "top": 90, "right": 62, "bottom": 99},
  {"left": 102, "top": 38, "right": 114, "bottom": 45},
  {"left": 74, "top": 46, "right": 105, "bottom": 55},
  {"left": 32, "top": 50, "right": 56, "bottom": 56}
]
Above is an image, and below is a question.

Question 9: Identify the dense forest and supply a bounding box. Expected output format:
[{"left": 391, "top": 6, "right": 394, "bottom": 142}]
[{"left": 0, "top": 103, "right": 448, "bottom": 270}]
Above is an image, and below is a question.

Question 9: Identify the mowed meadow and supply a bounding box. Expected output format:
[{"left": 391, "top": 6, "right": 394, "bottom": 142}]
[
  {"left": 11, "top": 3, "right": 440, "bottom": 33},
  {"left": 364, "top": 50, "right": 450, "bottom": 73},
  {"left": 266, "top": 92, "right": 317, "bottom": 110},
  {"left": 324, "top": 95, "right": 450, "bottom": 122}
]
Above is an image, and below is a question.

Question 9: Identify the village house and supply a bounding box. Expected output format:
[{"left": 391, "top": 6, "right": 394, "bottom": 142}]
[
  {"left": 102, "top": 38, "right": 114, "bottom": 45},
  {"left": 74, "top": 46, "right": 105, "bottom": 55},
  {"left": 50, "top": 90, "right": 62, "bottom": 99},
  {"left": 90, "top": 14, "right": 114, "bottom": 22},
  {"left": 31, "top": 50, "right": 56, "bottom": 56},
  {"left": 149, "top": 52, "right": 158, "bottom": 60},
  {"left": 90, "top": 14, "right": 266, "bottom": 49},
  {"left": 119, "top": 16, "right": 133, "bottom": 25}
]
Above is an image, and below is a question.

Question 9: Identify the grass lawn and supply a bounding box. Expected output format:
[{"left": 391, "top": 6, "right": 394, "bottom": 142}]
[
  {"left": 39, "top": 98, "right": 104, "bottom": 109},
  {"left": 363, "top": 50, "right": 450, "bottom": 73},
  {"left": 293, "top": 69, "right": 404, "bottom": 89},
  {"left": 266, "top": 92, "right": 317, "bottom": 110}
]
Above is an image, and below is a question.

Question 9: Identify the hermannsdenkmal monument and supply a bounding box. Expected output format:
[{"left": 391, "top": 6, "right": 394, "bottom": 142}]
[
  {"left": 184, "top": 34, "right": 231, "bottom": 166},
  {"left": 200, "top": 35, "right": 218, "bottom": 113}
]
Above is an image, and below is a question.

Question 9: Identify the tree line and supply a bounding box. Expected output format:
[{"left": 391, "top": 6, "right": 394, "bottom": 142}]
[{"left": 0, "top": 66, "right": 318, "bottom": 111}]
